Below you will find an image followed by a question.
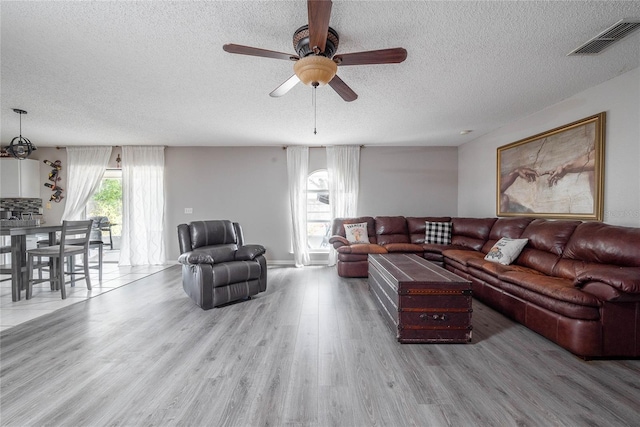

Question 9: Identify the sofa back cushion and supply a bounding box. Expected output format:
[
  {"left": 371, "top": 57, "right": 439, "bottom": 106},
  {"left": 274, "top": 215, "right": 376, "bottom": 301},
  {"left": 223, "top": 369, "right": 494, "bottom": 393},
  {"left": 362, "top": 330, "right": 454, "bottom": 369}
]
[
  {"left": 331, "top": 217, "right": 377, "bottom": 244},
  {"left": 553, "top": 222, "right": 640, "bottom": 279},
  {"left": 375, "top": 216, "right": 409, "bottom": 245},
  {"left": 481, "top": 217, "right": 534, "bottom": 253},
  {"left": 563, "top": 222, "right": 640, "bottom": 267},
  {"left": 407, "top": 217, "right": 452, "bottom": 244},
  {"left": 451, "top": 218, "right": 497, "bottom": 251},
  {"left": 516, "top": 219, "right": 581, "bottom": 275},
  {"left": 189, "top": 220, "right": 239, "bottom": 250}
]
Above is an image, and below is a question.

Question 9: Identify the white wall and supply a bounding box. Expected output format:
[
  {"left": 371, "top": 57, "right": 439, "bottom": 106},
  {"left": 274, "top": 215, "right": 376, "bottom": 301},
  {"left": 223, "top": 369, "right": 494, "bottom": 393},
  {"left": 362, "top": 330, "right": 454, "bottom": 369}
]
[
  {"left": 164, "top": 146, "right": 290, "bottom": 262},
  {"left": 164, "top": 146, "right": 458, "bottom": 263},
  {"left": 359, "top": 147, "right": 457, "bottom": 217},
  {"left": 458, "top": 67, "right": 640, "bottom": 227}
]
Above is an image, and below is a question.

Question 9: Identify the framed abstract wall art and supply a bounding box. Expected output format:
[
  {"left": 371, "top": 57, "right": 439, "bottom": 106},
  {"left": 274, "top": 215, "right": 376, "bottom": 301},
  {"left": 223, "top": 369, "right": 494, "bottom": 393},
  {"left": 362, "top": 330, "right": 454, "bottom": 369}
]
[{"left": 497, "top": 112, "right": 605, "bottom": 221}]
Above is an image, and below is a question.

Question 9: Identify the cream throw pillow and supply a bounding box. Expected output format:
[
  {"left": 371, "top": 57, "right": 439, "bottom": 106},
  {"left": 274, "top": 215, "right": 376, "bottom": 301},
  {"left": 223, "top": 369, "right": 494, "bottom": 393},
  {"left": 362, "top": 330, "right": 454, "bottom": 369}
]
[
  {"left": 344, "top": 222, "right": 370, "bottom": 244},
  {"left": 484, "top": 237, "right": 528, "bottom": 265}
]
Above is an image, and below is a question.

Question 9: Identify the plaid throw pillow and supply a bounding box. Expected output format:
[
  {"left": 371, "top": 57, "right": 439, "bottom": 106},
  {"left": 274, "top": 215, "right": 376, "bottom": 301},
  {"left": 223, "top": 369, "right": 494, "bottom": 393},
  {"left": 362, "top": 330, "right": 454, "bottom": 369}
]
[{"left": 425, "top": 221, "right": 452, "bottom": 245}]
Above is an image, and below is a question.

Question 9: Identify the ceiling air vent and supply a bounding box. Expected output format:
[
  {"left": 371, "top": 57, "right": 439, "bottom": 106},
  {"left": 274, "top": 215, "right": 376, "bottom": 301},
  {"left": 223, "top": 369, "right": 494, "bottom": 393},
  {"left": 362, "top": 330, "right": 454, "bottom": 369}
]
[{"left": 568, "top": 19, "right": 640, "bottom": 56}]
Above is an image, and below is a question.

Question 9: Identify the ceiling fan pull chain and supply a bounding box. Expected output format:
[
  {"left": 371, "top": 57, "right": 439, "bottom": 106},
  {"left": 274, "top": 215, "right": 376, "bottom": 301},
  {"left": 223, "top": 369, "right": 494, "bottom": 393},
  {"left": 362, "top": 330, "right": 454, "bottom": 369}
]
[{"left": 313, "top": 83, "right": 318, "bottom": 135}]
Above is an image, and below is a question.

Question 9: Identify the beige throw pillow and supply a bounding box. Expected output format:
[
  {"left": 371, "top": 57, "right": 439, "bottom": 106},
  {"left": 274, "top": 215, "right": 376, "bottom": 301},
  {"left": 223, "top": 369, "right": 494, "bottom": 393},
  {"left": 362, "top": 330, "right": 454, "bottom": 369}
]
[
  {"left": 344, "top": 222, "right": 370, "bottom": 244},
  {"left": 484, "top": 237, "right": 528, "bottom": 265}
]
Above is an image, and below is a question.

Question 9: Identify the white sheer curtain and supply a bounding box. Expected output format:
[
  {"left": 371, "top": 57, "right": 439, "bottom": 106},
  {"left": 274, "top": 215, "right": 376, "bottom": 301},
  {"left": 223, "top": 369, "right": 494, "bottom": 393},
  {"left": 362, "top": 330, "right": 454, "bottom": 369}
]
[
  {"left": 327, "top": 145, "right": 361, "bottom": 266},
  {"left": 119, "top": 146, "right": 166, "bottom": 266},
  {"left": 61, "top": 146, "right": 112, "bottom": 221},
  {"left": 287, "top": 146, "right": 310, "bottom": 267}
]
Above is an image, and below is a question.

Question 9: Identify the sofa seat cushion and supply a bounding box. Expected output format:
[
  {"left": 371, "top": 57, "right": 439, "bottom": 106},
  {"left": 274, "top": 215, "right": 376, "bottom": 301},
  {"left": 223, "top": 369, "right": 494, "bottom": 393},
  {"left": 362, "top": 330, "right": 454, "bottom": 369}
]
[
  {"left": 384, "top": 243, "right": 424, "bottom": 253},
  {"left": 499, "top": 279, "right": 601, "bottom": 320},
  {"left": 422, "top": 243, "right": 455, "bottom": 254},
  {"left": 424, "top": 252, "right": 444, "bottom": 263},
  {"left": 336, "top": 243, "right": 387, "bottom": 255},
  {"left": 210, "top": 260, "right": 262, "bottom": 288},
  {"left": 442, "top": 249, "right": 485, "bottom": 267},
  {"left": 467, "top": 257, "right": 543, "bottom": 278},
  {"left": 442, "top": 249, "right": 485, "bottom": 274},
  {"left": 500, "top": 271, "right": 601, "bottom": 308}
]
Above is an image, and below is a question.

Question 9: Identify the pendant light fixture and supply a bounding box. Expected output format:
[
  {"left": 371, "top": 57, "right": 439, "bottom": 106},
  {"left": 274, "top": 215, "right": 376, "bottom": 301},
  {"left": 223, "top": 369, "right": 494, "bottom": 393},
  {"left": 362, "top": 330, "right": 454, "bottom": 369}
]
[{"left": 7, "top": 109, "right": 37, "bottom": 160}]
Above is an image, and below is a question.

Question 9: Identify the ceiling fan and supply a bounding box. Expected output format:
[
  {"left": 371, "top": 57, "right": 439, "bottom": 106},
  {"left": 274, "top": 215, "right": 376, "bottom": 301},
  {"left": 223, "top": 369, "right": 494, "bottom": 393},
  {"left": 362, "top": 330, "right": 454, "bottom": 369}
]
[{"left": 223, "top": 0, "right": 407, "bottom": 102}]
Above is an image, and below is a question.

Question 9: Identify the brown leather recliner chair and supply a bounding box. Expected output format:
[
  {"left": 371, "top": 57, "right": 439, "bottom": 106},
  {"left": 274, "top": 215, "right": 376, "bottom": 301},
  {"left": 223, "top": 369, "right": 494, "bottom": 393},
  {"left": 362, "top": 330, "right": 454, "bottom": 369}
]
[{"left": 177, "top": 220, "right": 267, "bottom": 310}]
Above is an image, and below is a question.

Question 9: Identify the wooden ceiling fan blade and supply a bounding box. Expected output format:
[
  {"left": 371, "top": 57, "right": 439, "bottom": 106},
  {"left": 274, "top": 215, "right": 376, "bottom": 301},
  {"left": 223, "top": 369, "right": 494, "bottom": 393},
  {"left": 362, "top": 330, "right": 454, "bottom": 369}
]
[
  {"left": 334, "top": 48, "right": 407, "bottom": 66},
  {"left": 223, "top": 44, "right": 299, "bottom": 61},
  {"left": 270, "top": 75, "right": 301, "bottom": 97},
  {"left": 308, "top": 0, "right": 332, "bottom": 54},
  {"left": 328, "top": 75, "right": 357, "bottom": 102}
]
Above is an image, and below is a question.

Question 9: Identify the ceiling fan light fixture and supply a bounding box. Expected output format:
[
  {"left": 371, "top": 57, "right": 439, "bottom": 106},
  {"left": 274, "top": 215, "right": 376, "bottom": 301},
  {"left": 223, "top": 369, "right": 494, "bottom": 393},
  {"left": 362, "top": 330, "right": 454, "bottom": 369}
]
[
  {"left": 6, "top": 109, "right": 37, "bottom": 160},
  {"left": 294, "top": 55, "right": 337, "bottom": 86}
]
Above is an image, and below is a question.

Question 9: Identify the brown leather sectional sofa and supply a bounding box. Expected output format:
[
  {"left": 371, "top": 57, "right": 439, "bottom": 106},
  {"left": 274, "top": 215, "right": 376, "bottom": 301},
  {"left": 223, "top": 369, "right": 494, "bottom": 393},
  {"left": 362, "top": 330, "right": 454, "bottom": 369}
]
[{"left": 329, "top": 216, "right": 640, "bottom": 358}]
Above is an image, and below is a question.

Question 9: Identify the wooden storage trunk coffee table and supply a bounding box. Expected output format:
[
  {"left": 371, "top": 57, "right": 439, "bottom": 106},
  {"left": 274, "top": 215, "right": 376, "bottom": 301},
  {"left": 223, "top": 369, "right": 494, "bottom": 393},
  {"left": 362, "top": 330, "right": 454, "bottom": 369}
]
[{"left": 368, "top": 253, "right": 472, "bottom": 344}]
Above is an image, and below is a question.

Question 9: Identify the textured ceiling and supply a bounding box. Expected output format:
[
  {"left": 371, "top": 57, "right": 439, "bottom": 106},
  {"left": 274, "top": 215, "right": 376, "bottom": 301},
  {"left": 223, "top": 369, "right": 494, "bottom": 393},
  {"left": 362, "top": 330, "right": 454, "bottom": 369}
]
[{"left": 1, "top": 1, "right": 639, "bottom": 148}]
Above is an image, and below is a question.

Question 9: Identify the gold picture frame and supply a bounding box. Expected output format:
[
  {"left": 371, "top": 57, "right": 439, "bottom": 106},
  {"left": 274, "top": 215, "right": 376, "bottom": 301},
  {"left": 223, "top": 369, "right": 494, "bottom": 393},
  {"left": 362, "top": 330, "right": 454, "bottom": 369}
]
[{"left": 497, "top": 112, "right": 605, "bottom": 221}]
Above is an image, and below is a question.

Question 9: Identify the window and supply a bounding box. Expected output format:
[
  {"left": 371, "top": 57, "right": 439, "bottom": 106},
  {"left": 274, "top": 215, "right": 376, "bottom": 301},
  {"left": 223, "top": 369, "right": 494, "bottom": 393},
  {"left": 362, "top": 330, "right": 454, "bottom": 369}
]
[
  {"left": 307, "top": 169, "right": 331, "bottom": 251},
  {"left": 86, "top": 169, "right": 122, "bottom": 239}
]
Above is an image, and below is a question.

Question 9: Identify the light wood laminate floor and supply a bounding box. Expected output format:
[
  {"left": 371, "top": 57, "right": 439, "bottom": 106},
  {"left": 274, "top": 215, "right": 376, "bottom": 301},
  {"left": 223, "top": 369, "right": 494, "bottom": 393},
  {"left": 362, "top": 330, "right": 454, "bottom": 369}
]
[
  {"left": 0, "top": 249, "right": 173, "bottom": 331},
  {"left": 1, "top": 265, "right": 639, "bottom": 426}
]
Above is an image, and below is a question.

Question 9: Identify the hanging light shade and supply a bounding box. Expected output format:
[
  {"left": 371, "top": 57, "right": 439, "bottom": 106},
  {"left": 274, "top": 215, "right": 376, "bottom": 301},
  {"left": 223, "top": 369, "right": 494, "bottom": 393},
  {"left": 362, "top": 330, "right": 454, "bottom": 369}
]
[
  {"left": 7, "top": 109, "right": 37, "bottom": 160},
  {"left": 293, "top": 55, "right": 337, "bottom": 86}
]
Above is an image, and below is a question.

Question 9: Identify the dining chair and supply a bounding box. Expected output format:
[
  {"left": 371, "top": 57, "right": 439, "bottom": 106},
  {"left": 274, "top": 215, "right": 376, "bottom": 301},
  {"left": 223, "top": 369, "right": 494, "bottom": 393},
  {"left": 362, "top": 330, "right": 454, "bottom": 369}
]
[
  {"left": 26, "top": 220, "right": 93, "bottom": 299},
  {"left": 1, "top": 244, "right": 47, "bottom": 285},
  {"left": 89, "top": 216, "right": 113, "bottom": 249},
  {"left": 0, "top": 245, "right": 11, "bottom": 283},
  {"left": 36, "top": 219, "right": 104, "bottom": 283},
  {"left": 69, "top": 239, "right": 103, "bottom": 283}
]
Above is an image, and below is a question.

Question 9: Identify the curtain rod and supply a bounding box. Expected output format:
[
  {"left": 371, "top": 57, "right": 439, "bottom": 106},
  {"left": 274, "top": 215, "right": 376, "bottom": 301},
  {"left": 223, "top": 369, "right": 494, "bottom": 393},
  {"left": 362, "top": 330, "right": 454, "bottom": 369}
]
[
  {"left": 56, "top": 145, "right": 121, "bottom": 149},
  {"left": 282, "top": 145, "right": 365, "bottom": 150}
]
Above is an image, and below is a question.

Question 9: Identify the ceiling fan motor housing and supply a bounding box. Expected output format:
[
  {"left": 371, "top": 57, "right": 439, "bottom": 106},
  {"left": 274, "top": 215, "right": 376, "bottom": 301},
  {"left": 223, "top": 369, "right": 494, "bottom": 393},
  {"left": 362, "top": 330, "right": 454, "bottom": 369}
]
[{"left": 293, "top": 25, "right": 339, "bottom": 58}]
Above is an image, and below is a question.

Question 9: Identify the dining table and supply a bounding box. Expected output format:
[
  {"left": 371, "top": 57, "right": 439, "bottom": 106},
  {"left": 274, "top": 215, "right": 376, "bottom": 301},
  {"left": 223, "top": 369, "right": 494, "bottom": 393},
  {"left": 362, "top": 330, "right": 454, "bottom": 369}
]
[{"left": 0, "top": 224, "right": 62, "bottom": 301}]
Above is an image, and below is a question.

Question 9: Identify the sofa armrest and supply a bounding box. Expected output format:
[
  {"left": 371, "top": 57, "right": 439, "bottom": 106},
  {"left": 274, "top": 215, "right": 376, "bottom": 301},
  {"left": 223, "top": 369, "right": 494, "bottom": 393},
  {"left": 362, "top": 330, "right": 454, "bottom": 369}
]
[
  {"left": 235, "top": 244, "right": 266, "bottom": 261},
  {"left": 574, "top": 266, "right": 640, "bottom": 294},
  {"left": 336, "top": 243, "right": 387, "bottom": 255},
  {"left": 178, "top": 247, "right": 236, "bottom": 265},
  {"left": 329, "top": 235, "right": 350, "bottom": 249},
  {"left": 178, "top": 251, "right": 214, "bottom": 265}
]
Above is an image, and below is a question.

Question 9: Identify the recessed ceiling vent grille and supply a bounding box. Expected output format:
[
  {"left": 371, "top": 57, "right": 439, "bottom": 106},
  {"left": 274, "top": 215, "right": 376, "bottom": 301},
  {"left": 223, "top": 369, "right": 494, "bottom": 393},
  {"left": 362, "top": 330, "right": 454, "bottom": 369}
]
[{"left": 568, "top": 19, "right": 640, "bottom": 56}]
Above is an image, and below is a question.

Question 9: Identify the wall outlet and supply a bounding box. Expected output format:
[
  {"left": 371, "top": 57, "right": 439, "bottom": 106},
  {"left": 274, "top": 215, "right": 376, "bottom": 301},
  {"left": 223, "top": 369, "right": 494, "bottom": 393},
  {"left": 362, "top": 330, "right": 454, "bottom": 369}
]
[
  {"left": 46, "top": 202, "right": 52, "bottom": 209},
  {"left": 184, "top": 208, "right": 193, "bottom": 214}
]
